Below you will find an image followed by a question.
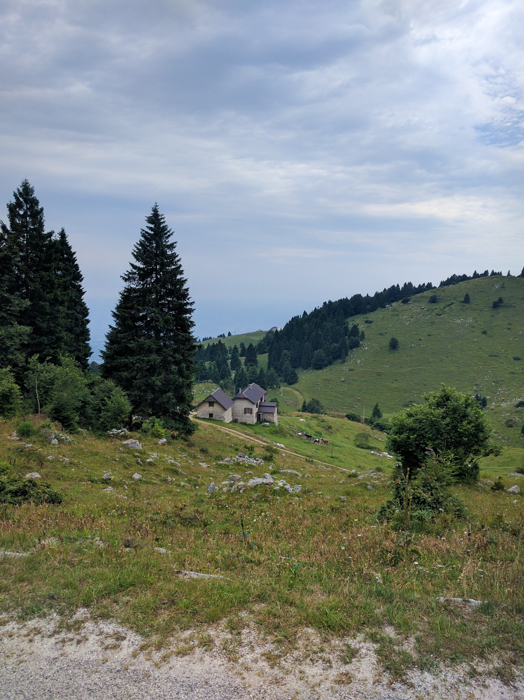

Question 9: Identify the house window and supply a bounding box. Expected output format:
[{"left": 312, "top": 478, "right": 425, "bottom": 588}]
[
  {"left": 244, "top": 407, "right": 252, "bottom": 415},
  {"left": 209, "top": 413, "right": 213, "bottom": 418},
  {"left": 208, "top": 401, "right": 215, "bottom": 407}
]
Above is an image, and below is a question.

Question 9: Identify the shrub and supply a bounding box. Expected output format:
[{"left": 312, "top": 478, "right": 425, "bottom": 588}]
[
  {"left": 386, "top": 385, "right": 498, "bottom": 484},
  {"left": 17, "top": 421, "right": 36, "bottom": 438},
  {"left": 0, "top": 475, "right": 63, "bottom": 506},
  {"left": 99, "top": 386, "right": 132, "bottom": 431},
  {"left": 462, "top": 293, "right": 470, "bottom": 304},
  {"left": 491, "top": 477, "right": 505, "bottom": 492},
  {"left": 142, "top": 417, "right": 166, "bottom": 439},
  {"left": 389, "top": 337, "right": 399, "bottom": 351},
  {"left": 377, "top": 455, "right": 466, "bottom": 529},
  {"left": 303, "top": 398, "right": 324, "bottom": 414},
  {"left": 355, "top": 432, "right": 373, "bottom": 450},
  {"left": 492, "top": 297, "right": 504, "bottom": 309},
  {"left": 345, "top": 412, "right": 361, "bottom": 422},
  {"left": 428, "top": 294, "right": 438, "bottom": 304},
  {"left": 0, "top": 368, "right": 22, "bottom": 418}
]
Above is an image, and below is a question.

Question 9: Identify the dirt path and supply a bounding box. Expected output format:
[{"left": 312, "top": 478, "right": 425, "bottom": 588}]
[
  {"left": 192, "top": 418, "right": 347, "bottom": 473},
  {"left": 1, "top": 614, "right": 521, "bottom": 700}
]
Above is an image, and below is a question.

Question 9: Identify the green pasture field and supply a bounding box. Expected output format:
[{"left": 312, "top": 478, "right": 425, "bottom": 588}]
[
  {"left": 1, "top": 415, "right": 523, "bottom": 680},
  {"left": 280, "top": 275, "right": 524, "bottom": 445},
  {"left": 201, "top": 331, "right": 267, "bottom": 350}
]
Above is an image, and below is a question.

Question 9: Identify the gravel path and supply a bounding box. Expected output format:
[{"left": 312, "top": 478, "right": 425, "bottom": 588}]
[{"left": 1, "top": 615, "right": 522, "bottom": 700}]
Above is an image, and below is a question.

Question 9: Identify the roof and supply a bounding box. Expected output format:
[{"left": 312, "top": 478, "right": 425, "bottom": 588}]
[
  {"left": 200, "top": 388, "right": 233, "bottom": 411},
  {"left": 233, "top": 383, "right": 266, "bottom": 405},
  {"left": 259, "top": 402, "right": 277, "bottom": 414}
]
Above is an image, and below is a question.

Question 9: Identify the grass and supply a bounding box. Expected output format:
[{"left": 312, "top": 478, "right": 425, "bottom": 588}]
[
  {"left": 1, "top": 414, "right": 524, "bottom": 681},
  {"left": 242, "top": 275, "right": 524, "bottom": 445}
]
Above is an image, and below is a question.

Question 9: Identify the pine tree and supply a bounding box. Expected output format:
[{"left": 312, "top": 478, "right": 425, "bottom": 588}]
[
  {"left": 371, "top": 403, "right": 382, "bottom": 420},
  {"left": 230, "top": 345, "right": 241, "bottom": 373},
  {"left": 1, "top": 180, "right": 60, "bottom": 363},
  {"left": 234, "top": 365, "right": 248, "bottom": 392},
  {"left": 52, "top": 229, "right": 91, "bottom": 368},
  {"left": 102, "top": 205, "right": 196, "bottom": 434},
  {"left": 0, "top": 224, "right": 30, "bottom": 370},
  {"left": 244, "top": 343, "right": 258, "bottom": 367}
]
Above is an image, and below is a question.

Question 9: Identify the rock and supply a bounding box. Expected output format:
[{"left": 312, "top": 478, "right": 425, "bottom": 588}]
[
  {"left": 279, "top": 469, "right": 302, "bottom": 477},
  {"left": 246, "top": 475, "right": 273, "bottom": 487},
  {"left": 101, "top": 487, "right": 115, "bottom": 492},
  {"left": 108, "top": 428, "right": 130, "bottom": 437},
  {"left": 304, "top": 473, "right": 311, "bottom": 478},
  {"left": 244, "top": 471, "right": 254, "bottom": 476},
  {"left": 507, "top": 472, "right": 522, "bottom": 477},
  {"left": 167, "top": 476, "right": 172, "bottom": 482},
  {"left": 122, "top": 439, "right": 143, "bottom": 449},
  {"left": 367, "top": 484, "right": 374, "bottom": 490},
  {"left": 47, "top": 456, "right": 54, "bottom": 460},
  {"left": 60, "top": 435, "right": 73, "bottom": 443},
  {"left": 158, "top": 438, "right": 167, "bottom": 445},
  {"left": 340, "top": 496, "right": 347, "bottom": 501},
  {"left": 25, "top": 472, "right": 41, "bottom": 479},
  {"left": 0, "top": 551, "right": 29, "bottom": 558},
  {"left": 146, "top": 458, "right": 154, "bottom": 464},
  {"left": 50, "top": 438, "right": 58, "bottom": 445},
  {"left": 199, "top": 462, "right": 208, "bottom": 468},
  {"left": 132, "top": 473, "right": 142, "bottom": 480},
  {"left": 149, "top": 453, "right": 159, "bottom": 459},
  {"left": 235, "top": 452, "right": 264, "bottom": 466},
  {"left": 507, "top": 485, "right": 520, "bottom": 494},
  {"left": 262, "top": 422, "right": 270, "bottom": 427},
  {"left": 436, "top": 596, "right": 483, "bottom": 606},
  {"left": 208, "top": 482, "right": 216, "bottom": 494},
  {"left": 180, "top": 481, "right": 190, "bottom": 487},
  {"left": 102, "top": 472, "right": 112, "bottom": 480},
  {"left": 154, "top": 547, "right": 170, "bottom": 554},
  {"left": 230, "top": 481, "right": 245, "bottom": 493},
  {"left": 227, "top": 474, "right": 242, "bottom": 482}
]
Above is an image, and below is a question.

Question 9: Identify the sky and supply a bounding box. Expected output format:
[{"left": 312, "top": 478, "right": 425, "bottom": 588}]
[{"left": 1, "top": 0, "right": 523, "bottom": 359}]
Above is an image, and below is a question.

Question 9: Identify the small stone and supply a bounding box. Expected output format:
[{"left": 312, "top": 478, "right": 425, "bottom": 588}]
[
  {"left": 367, "top": 485, "right": 374, "bottom": 490},
  {"left": 132, "top": 473, "right": 142, "bottom": 480},
  {"left": 102, "top": 472, "right": 112, "bottom": 480},
  {"left": 25, "top": 472, "right": 41, "bottom": 479},
  {"left": 167, "top": 476, "right": 172, "bottom": 482},
  {"left": 340, "top": 496, "right": 347, "bottom": 501},
  {"left": 154, "top": 547, "right": 170, "bottom": 554},
  {"left": 304, "top": 473, "right": 311, "bottom": 478},
  {"left": 507, "top": 485, "right": 520, "bottom": 494},
  {"left": 47, "top": 456, "right": 54, "bottom": 460},
  {"left": 208, "top": 482, "right": 216, "bottom": 494},
  {"left": 146, "top": 458, "right": 154, "bottom": 464},
  {"left": 158, "top": 438, "right": 167, "bottom": 445},
  {"left": 50, "top": 438, "right": 58, "bottom": 445},
  {"left": 101, "top": 487, "right": 115, "bottom": 492}
]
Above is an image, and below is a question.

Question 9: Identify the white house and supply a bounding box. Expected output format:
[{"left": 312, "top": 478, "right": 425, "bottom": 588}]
[{"left": 196, "top": 383, "right": 278, "bottom": 425}]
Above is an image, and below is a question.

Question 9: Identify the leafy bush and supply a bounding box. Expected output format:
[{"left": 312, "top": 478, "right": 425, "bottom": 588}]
[
  {"left": 428, "top": 294, "right": 438, "bottom": 304},
  {"left": 142, "top": 417, "right": 166, "bottom": 439},
  {"left": 0, "top": 475, "right": 63, "bottom": 506},
  {"left": 0, "top": 368, "right": 22, "bottom": 418},
  {"left": 492, "top": 297, "right": 504, "bottom": 309},
  {"left": 345, "top": 412, "right": 361, "bottom": 422},
  {"left": 302, "top": 398, "right": 324, "bottom": 414},
  {"left": 377, "top": 455, "right": 465, "bottom": 529},
  {"left": 99, "top": 385, "right": 132, "bottom": 431},
  {"left": 389, "top": 337, "right": 399, "bottom": 351},
  {"left": 17, "top": 421, "right": 36, "bottom": 438},
  {"left": 386, "top": 385, "right": 498, "bottom": 484}
]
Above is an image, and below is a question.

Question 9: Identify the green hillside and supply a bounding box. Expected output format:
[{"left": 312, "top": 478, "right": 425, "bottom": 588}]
[
  {"left": 201, "top": 330, "right": 267, "bottom": 349},
  {"left": 292, "top": 275, "right": 523, "bottom": 444}
]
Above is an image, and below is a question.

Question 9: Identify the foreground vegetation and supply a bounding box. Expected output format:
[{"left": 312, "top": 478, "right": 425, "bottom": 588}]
[{"left": 1, "top": 414, "right": 523, "bottom": 681}]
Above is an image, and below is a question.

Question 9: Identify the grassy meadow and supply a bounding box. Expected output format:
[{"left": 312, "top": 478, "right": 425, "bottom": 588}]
[{"left": 1, "top": 414, "right": 523, "bottom": 680}]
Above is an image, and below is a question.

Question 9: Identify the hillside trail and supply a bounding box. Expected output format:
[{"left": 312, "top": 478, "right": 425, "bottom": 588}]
[{"left": 192, "top": 417, "right": 348, "bottom": 473}]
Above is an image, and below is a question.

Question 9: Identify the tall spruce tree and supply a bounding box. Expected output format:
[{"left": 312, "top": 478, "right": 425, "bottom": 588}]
[
  {"left": 52, "top": 229, "right": 91, "bottom": 368},
  {"left": 101, "top": 205, "right": 196, "bottom": 434},
  {"left": 0, "top": 224, "right": 30, "bottom": 370},
  {"left": 1, "top": 181, "right": 90, "bottom": 367}
]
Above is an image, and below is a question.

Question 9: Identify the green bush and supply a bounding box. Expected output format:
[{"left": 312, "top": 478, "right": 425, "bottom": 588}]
[
  {"left": 0, "top": 475, "right": 63, "bottom": 506},
  {"left": 377, "top": 456, "right": 465, "bottom": 529},
  {"left": 142, "top": 417, "right": 166, "bottom": 439},
  {"left": 0, "top": 368, "right": 22, "bottom": 418},
  {"left": 17, "top": 421, "right": 36, "bottom": 438},
  {"left": 345, "top": 412, "right": 361, "bottom": 423},
  {"left": 389, "top": 337, "right": 399, "bottom": 351},
  {"left": 99, "top": 386, "right": 131, "bottom": 430},
  {"left": 491, "top": 477, "right": 505, "bottom": 492},
  {"left": 355, "top": 432, "right": 373, "bottom": 450}
]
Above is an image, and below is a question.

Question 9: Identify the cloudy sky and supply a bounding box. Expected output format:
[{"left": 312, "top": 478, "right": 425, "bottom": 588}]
[{"left": 1, "top": 0, "right": 523, "bottom": 357}]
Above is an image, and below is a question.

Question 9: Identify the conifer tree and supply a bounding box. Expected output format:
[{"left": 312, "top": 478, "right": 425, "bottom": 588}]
[
  {"left": 230, "top": 345, "right": 241, "bottom": 373},
  {"left": 244, "top": 342, "right": 258, "bottom": 367},
  {"left": 102, "top": 205, "right": 196, "bottom": 434},
  {"left": 234, "top": 365, "right": 248, "bottom": 392},
  {"left": 52, "top": 229, "right": 91, "bottom": 368},
  {"left": 0, "top": 224, "right": 30, "bottom": 370}
]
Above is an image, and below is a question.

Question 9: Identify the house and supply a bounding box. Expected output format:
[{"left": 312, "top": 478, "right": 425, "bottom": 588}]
[
  {"left": 196, "top": 388, "right": 233, "bottom": 423},
  {"left": 196, "top": 383, "right": 278, "bottom": 426}
]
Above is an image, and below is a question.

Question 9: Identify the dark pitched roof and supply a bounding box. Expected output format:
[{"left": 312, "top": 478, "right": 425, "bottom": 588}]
[
  {"left": 233, "top": 383, "right": 266, "bottom": 405},
  {"left": 200, "top": 388, "right": 233, "bottom": 411},
  {"left": 259, "top": 402, "right": 277, "bottom": 414}
]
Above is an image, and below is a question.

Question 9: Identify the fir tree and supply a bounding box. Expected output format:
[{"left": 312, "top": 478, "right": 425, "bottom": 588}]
[
  {"left": 234, "top": 365, "right": 248, "bottom": 391},
  {"left": 1, "top": 180, "right": 61, "bottom": 363},
  {"left": 230, "top": 345, "right": 241, "bottom": 373},
  {"left": 0, "top": 224, "right": 30, "bottom": 370},
  {"left": 52, "top": 229, "right": 91, "bottom": 368},
  {"left": 266, "top": 368, "right": 280, "bottom": 389},
  {"left": 102, "top": 205, "right": 196, "bottom": 434},
  {"left": 244, "top": 342, "right": 258, "bottom": 367}
]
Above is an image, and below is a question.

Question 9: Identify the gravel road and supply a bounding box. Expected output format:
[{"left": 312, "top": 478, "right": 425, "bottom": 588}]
[{"left": 1, "top": 615, "right": 522, "bottom": 700}]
